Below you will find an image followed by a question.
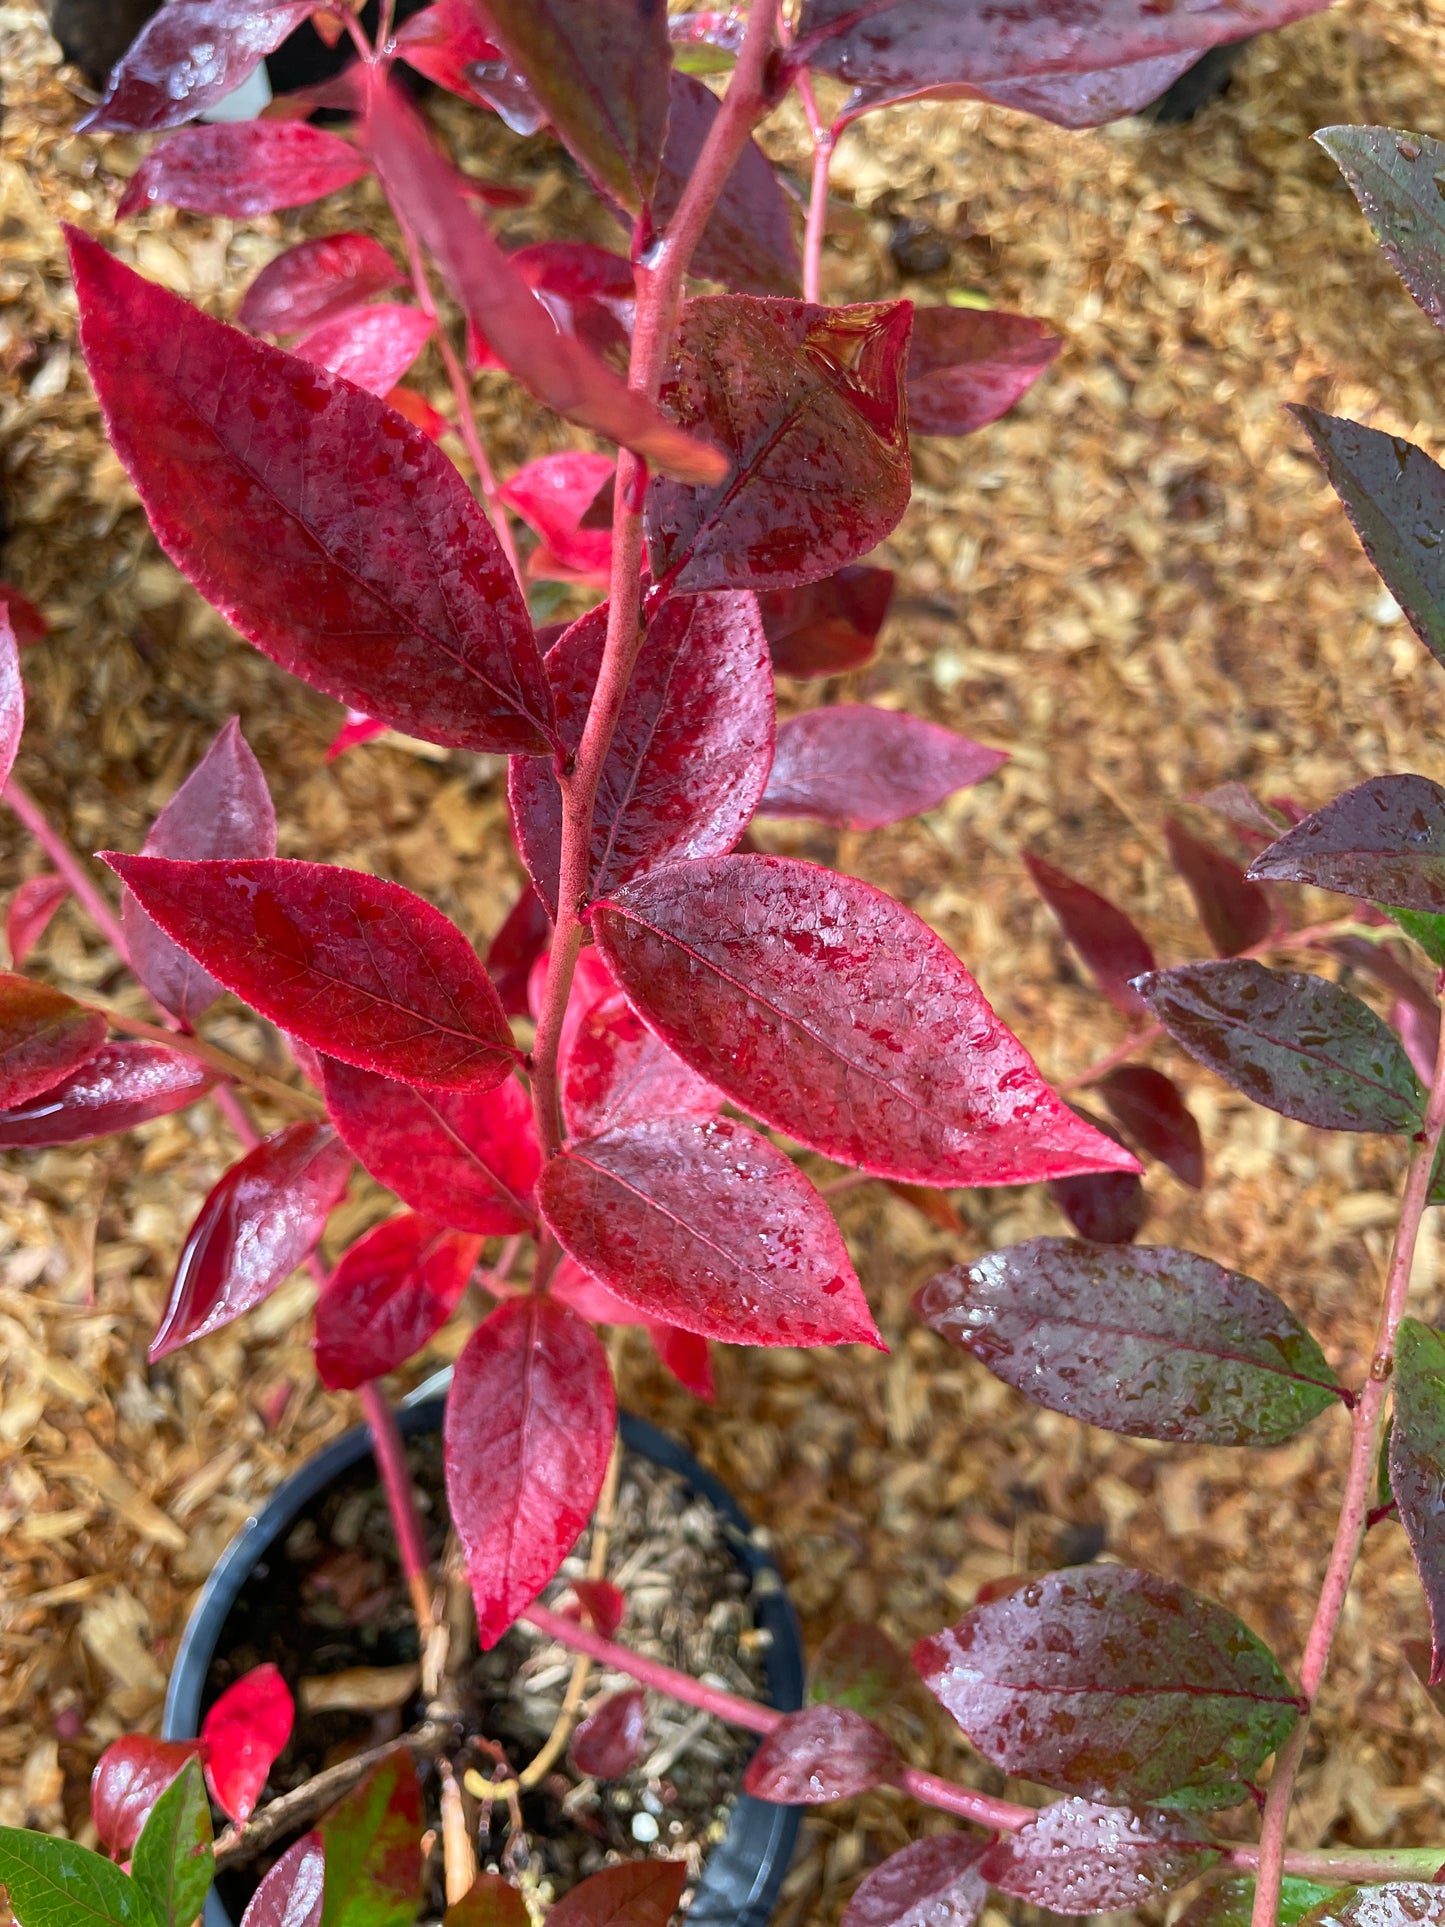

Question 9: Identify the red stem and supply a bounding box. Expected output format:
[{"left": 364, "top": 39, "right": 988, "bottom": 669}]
[
  {"left": 359, "top": 1380, "right": 435, "bottom": 1634},
  {"left": 5, "top": 778, "right": 131, "bottom": 962},
  {"left": 795, "top": 70, "right": 832, "bottom": 306}
]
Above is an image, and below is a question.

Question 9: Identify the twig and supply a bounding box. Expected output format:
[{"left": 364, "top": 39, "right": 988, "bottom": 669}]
[
  {"left": 359, "top": 1381, "right": 438, "bottom": 1639},
  {"left": 85, "top": 1000, "right": 323, "bottom": 1116}
]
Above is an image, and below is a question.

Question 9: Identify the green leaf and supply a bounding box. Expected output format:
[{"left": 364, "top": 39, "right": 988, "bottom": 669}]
[
  {"left": 445, "top": 1876, "right": 529, "bottom": 1927},
  {"left": 1316, "top": 127, "right": 1445, "bottom": 332},
  {"left": 0, "top": 1829, "right": 158, "bottom": 1927},
  {"left": 1176, "top": 1874, "right": 1342, "bottom": 1927},
  {"left": 1386, "top": 905, "right": 1445, "bottom": 969},
  {"left": 318, "top": 1752, "right": 422, "bottom": 1927},
  {"left": 1389, "top": 1320, "right": 1445, "bottom": 1685},
  {"left": 131, "top": 1758, "right": 213, "bottom": 1927}
]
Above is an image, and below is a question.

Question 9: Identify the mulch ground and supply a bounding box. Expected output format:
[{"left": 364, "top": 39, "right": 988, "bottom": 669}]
[{"left": 7, "top": 2, "right": 1445, "bottom": 1919}]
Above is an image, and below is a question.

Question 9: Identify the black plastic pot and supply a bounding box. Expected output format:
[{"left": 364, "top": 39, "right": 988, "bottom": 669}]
[{"left": 164, "top": 1377, "right": 804, "bottom": 1927}]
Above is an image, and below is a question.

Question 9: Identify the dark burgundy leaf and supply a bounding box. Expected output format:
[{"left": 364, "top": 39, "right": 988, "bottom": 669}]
[
  {"left": 81, "top": 0, "right": 320, "bottom": 132},
  {"left": 913, "top": 1565, "right": 1301, "bottom": 1808},
  {"left": 1249, "top": 776, "right": 1445, "bottom": 913},
  {"left": 1316, "top": 127, "right": 1445, "bottom": 333},
  {"left": 0, "top": 974, "right": 106, "bottom": 1110},
  {"left": 446, "top": 1294, "right": 615, "bottom": 1646},
  {"left": 104, "top": 855, "right": 517, "bottom": 1092},
  {"left": 240, "top": 1836, "right": 325, "bottom": 1927},
  {"left": 906, "top": 308, "right": 1061, "bottom": 437},
  {"left": 201, "top": 1663, "right": 294, "bottom": 1824},
  {"left": 759, "top": 705, "right": 1004, "bottom": 831},
  {"left": 0, "top": 583, "right": 46, "bottom": 647},
  {"left": 320, "top": 1057, "right": 539, "bottom": 1235},
  {"left": 314, "top": 1214, "right": 482, "bottom": 1390},
  {"left": 1047, "top": 1166, "right": 1146, "bottom": 1243},
  {"left": 1134, "top": 960, "right": 1425, "bottom": 1134},
  {"left": 916, "top": 1236, "right": 1343, "bottom": 1447},
  {"left": 510, "top": 593, "right": 774, "bottom": 917},
  {"left": 759, "top": 566, "right": 894, "bottom": 677},
  {"left": 562, "top": 984, "right": 721, "bottom": 1139},
  {"left": 1295, "top": 1888, "right": 1445, "bottom": 1927},
  {"left": 840, "top": 1834, "right": 988, "bottom": 1927},
  {"left": 648, "top": 1322, "right": 714, "bottom": 1401},
  {"left": 743, "top": 1704, "right": 902, "bottom": 1804},
  {"left": 646, "top": 296, "right": 912, "bottom": 595},
  {"left": 317, "top": 1750, "right": 421, "bottom": 1927},
  {"left": 499, "top": 453, "right": 615, "bottom": 585},
  {"left": 1390, "top": 1319, "right": 1445, "bottom": 1684},
  {"left": 69, "top": 232, "right": 553, "bottom": 756},
  {"left": 568, "top": 1689, "right": 648, "bottom": 1780},
  {"left": 540, "top": 1114, "right": 881, "bottom": 1347},
  {"left": 294, "top": 305, "right": 435, "bottom": 401},
  {"left": 972, "top": 53, "right": 1198, "bottom": 128},
  {"left": 568, "top": 1579, "right": 625, "bottom": 1639},
  {"left": 1397, "top": 996, "right": 1441, "bottom": 1086},
  {"left": 1291, "top": 408, "right": 1445, "bottom": 676},
  {"left": 91, "top": 1737, "right": 202, "bottom": 1860},
  {"left": 979, "top": 1800, "right": 1217, "bottom": 1910},
  {"left": 395, "top": 0, "right": 543, "bottom": 129},
  {"left": 486, "top": 885, "right": 551, "bottom": 1018},
  {"left": 117, "top": 123, "right": 369, "bottom": 220},
  {"left": 0, "top": 606, "right": 21, "bottom": 799},
  {"left": 7, "top": 874, "right": 67, "bottom": 969},
  {"left": 122, "top": 717, "right": 277, "bottom": 1025},
  {"left": 151, "top": 1120, "right": 353, "bottom": 1360},
  {"left": 0, "top": 1042, "right": 215, "bottom": 1147},
  {"left": 1096, "top": 1064, "right": 1204, "bottom": 1188},
  {"left": 594, "top": 854, "right": 1136, "bottom": 1187},
  {"left": 546, "top": 1862, "right": 687, "bottom": 1927},
  {"left": 240, "top": 233, "right": 402, "bottom": 338},
  {"left": 1024, "top": 851, "right": 1155, "bottom": 1016},
  {"left": 1164, "top": 818, "right": 1271, "bottom": 957}
]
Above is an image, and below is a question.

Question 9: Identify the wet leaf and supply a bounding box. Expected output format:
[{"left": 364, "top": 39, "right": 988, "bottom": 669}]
[
  {"left": 0, "top": 974, "right": 105, "bottom": 1110},
  {"left": 81, "top": 0, "right": 320, "bottom": 131},
  {"left": 500, "top": 453, "right": 615, "bottom": 585},
  {"left": 759, "top": 566, "right": 894, "bottom": 677},
  {"left": 969, "top": 53, "right": 1198, "bottom": 129},
  {"left": 294, "top": 305, "right": 434, "bottom": 401},
  {"left": 561, "top": 983, "right": 720, "bottom": 1140},
  {"left": 0, "top": 1830, "right": 155, "bottom": 1927},
  {"left": 0, "top": 1042, "right": 215, "bottom": 1148},
  {"left": 474, "top": 246, "right": 635, "bottom": 376},
  {"left": 1176, "top": 1875, "right": 1343, "bottom": 1927},
  {"left": 978, "top": 1800, "right": 1216, "bottom": 1911},
  {"left": 568, "top": 1689, "right": 648, "bottom": 1780},
  {"left": 1249, "top": 776, "right": 1445, "bottom": 913},
  {"left": 92, "top": 1738, "right": 202, "bottom": 1862},
  {"left": 318, "top": 1752, "right": 422, "bottom": 1927},
  {"left": 1164, "top": 817, "right": 1271, "bottom": 958},
  {"left": 201, "top": 1664, "right": 294, "bottom": 1824},
  {"left": 1296, "top": 1888, "right": 1445, "bottom": 1927},
  {"left": 759, "top": 706, "right": 1004, "bottom": 831},
  {"left": 907, "top": 308, "right": 1061, "bottom": 436},
  {"left": 395, "top": 0, "right": 543, "bottom": 129},
  {"left": 6, "top": 873, "right": 67, "bottom": 969},
  {"left": 743, "top": 1704, "right": 902, "bottom": 1803},
  {"left": 839, "top": 1834, "right": 988, "bottom": 1927},
  {"left": 1095, "top": 1064, "right": 1205, "bottom": 1188},
  {"left": 1390, "top": 1320, "right": 1445, "bottom": 1684},
  {"left": 131, "top": 1758, "right": 212, "bottom": 1927},
  {"left": 314, "top": 1214, "right": 482, "bottom": 1390},
  {"left": 117, "top": 123, "right": 368, "bottom": 219},
  {"left": 1316, "top": 127, "right": 1445, "bottom": 332},
  {"left": 649, "top": 72, "right": 801, "bottom": 297},
  {"left": 1023, "top": 851, "right": 1156, "bottom": 1016},
  {"left": 485, "top": 885, "right": 551, "bottom": 1019},
  {"left": 241, "top": 1839, "right": 324, "bottom": 1927},
  {"left": 239, "top": 234, "right": 402, "bottom": 337},
  {"left": 546, "top": 1862, "right": 687, "bottom": 1927}
]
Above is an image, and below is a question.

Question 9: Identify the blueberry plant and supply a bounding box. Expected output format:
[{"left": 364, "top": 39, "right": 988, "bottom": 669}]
[{"left": 11, "top": 2, "right": 1445, "bottom": 1926}]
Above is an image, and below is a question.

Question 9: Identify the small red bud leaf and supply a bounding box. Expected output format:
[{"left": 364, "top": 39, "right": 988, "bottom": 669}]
[
  {"left": 649, "top": 72, "right": 801, "bottom": 297},
  {"left": 569, "top": 1689, "right": 648, "bottom": 1780},
  {"left": 646, "top": 297, "right": 913, "bottom": 595},
  {"left": 395, "top": 0, "right": 542, "bottom": 130},
  {"left": 201, "top": 1663, "right": 295, "bottom": 1824},
  {"left": 240, "top": 1835, "right": 325, "bottom": 1927},
  {"left": 1095, "top": 1064, "right": 1205, "bottom": 1188},
  {"left": 81, "top": 0, "right": 321, "bottom": 131},
  {"left": 103, "top": 856, "right": 517, "bottom": 1093},
  {"left": 1164, "top": 818, "right": 1271, "bottom": 957},
  {"left": 649, "top": 1324, "right": 715, "bottom": 1401},
  {"left": 1316, "top": 127, "right": 1445, "bottom": 335},
  {"left": 486, "top": 885, "right": 552, "bottom": 1019},
  {"left": 7, "top": 873, "right": 69, "bottom": 969},
  {"left": 1023, "top": 852, "right": 1156, "bottom": 1016},
  {"left": 314, "top": 1215, "right": 482, "bottom": 1391},
  {"left": 759, "top": 706, "right": 1004, "bottom": 831},
  {"left": 0, "top": 1042, "right": 215, "bottom": 1147},
  {"left": 759, "top": 566, "right": 895, "bottom": 678},
  {"left": 500, "top": 454, "right": 615, "bottom": 585},
  {"left": 0, "top": 605, "right": 22, "bottom": 797},
  {"left": 317, "top": 1750, "right": 422, "bottom": 1927},
  {"left": 978, "top": 1799, "right": 1217, "bottom": 1911},
  {"left": 907, "top": 308, "right": 1061, "bottom": 437},
  {"left": 152, "top": 1120, "right": 353, "bottom": 1360},
  {"left": 294, "top": 305, "right": 435, "bottom": 401},
  {"left": 540, "top": 1115, "right": 881, "bottom": 1348},
  {"left": 446, "top": 1296, "right": 615, "bottom": 1647},
  {"left": 91, "top": 1737, "right": 202, "bottom": 1860},
  {"left": 839, "top": 1834, "right": 988, "bottom": 1927},
  {"left": 742, "top": 1704, "right": 902, "bottom": 1804},
  {"left": 913, "top": 1565, "right": 1301, "bottom": 1808},
  {"left": 562, "top": 984, "right": 721, "bottom": 1141},
  {"left": 546, "top": 1862, "right": 688, "bottom": 1927},
  {"left": 1248, "top": 776, "right": 1445, "bottom": 913},
  {"left": 594, "top": 855, "right": 1136, "bottom": 1188},
  {"left": 1389, "top": 1320, "right": 1445, "bottom": 1685},
  {"left": 1134, "top": 960, "right": 1425, "bottom": 1134},
  {"left": 117, "top": 123, "right": 368, "bottom": 220},
  {"left": 568, "top": 1579, "right": 626, "bottom": 1639},
  {"left": 239, "top": 234, "right": 402, "bottom": 338},
  {"left": 0, "top": 974, "right": 106, "bottom": 1110}
]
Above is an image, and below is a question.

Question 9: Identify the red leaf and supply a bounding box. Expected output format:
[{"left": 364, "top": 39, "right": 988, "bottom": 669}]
[
  {"left": 0, "top": 974, "right": 106, "bottom": 1110},
  {"left": 648, "top": 1322, "right": 715, "bottom": 1401},
  {"left": 384, "top": 387, "right": 450, "bottom": 442},
  {"left": 151, "top": 1120, "right": 354, "bottom": 1360},
  {"left": 978, "top": 1799, "right": 1217, "bottom": 1910},
  {"left": 0, "top": 606, "right": 22, "bottom": 798},
  {"left": 117, "top": 123, "right": 369, "bottom": 220},
  {"left": 569, "top": 1688, "right": 648, "bottom": 1780},
  {"left": 907, "top": 308, "right": 1061, "bottom": 436},
  {"left": 499, "top": 453, "right": 615, "bottom": 585},
  {"left": 326, "top": 712, "right": 389, "bottom": 761},
  {"left": 759, "top": 706, "right": 1005, "bottom": 831},
  {"left": 478, "top": 244, "right": 637, "bottom": 377},
  {"left": 759, "top": 566, "right": 895, "bottom": 678},
  {"left": 7, "top": 874, "right": 68, "bottom": 968},
  {"left": 91, "top": 1737, "right": 203, "bottom": 1860},
  {"left": 547, "top": 1862, "right": 687, "bottom": 1927},
  {"left": 80, "top": 0, "right": 321, "bottom": 131},
  {"left": 103, "top": 855, "right": 517, "bottom": 1092},
  {"left": 395, "top": 0, "right": 543, "bottom": 130},
  {"left": 743, "top": 1704, "right": 902, "bottom": 1803},
  {"left": 1096, "top": 1064, "right": 1205, "bottom": 1189},
  {"left": 593, "top": 854, "right": 1136, "bottom": 1187},
  {"left": 840, "top": 1834, "right": 989, "bottom": 1927},
  {"left": 0, "top": 582, "right": 47, "bottom": 647},
  {"left": 0, "top": 1041, "right": 215, "bottom": 1147},
  {"left": 486, "top": 885, "right": 552, "bottom": 1018},
  {"left": 68, "top": 231, "right": 553, "bottom": 757},
  {"left": 364, "top": 83, "right": 726, "bottom": 486},
  {"left": 1165, "top": 817, "right": 1272, "bottom": 958},
  {"left": 446, "top": 1295, "right": 615, "bottom": 1646},
  {"left": 1023, "top": 850, "right": 1156, "bottom": 1016},
  {"left": 121, "top": 718, "right": 277, "bottom": 1025},
  {"left": 314, "top": 1213, "right": 482, "bottom": 1389},
  {"left": 447, "top": 1875, "right": 530, "bottom": 1927},
  {"left": 970, "top": 54, "right": 1198, "bottom": 128},
  {"left": 240, "top": 1834, "right": 325, "bottom": 1927},
  {"left": 510, "top": 593, "right": 774, "bottom": 917},
  {"left": 320, "top": 1057, "right": 539, "bottom": 1235},
  {"left": 539, "top": 1115, "right": 882, "bottom": 1348},
  {"left": 201, "top": 1663, "right": 295, "bottom": 1823},
  {"left": 567, "top": 1578, "right": 626, "bottom": 1638},
  {"left": 646, "top": 296, "right": 912, "bottom": 595},
  {"left": 1047, "top": 1166, "right": 1146, "bottom": 1244},
  {"left": 239, "top": 233, "right": 402, "bottom": 337},
  {"left": 294, "top": 304, "right": 435, "bottom": 400},
  {"left": 562, "top": 983, "right": 721, "bottom": 1140}
]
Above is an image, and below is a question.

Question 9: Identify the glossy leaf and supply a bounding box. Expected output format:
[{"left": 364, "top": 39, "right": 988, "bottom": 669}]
[
  {"left": 0, "top": 607, "right": 21, "bottom": 800},
  {"left": 562, "top": 984, "right": 720, "bottom": 1139},
  {"left": 117, "top": 123, "right": 368, "bottom": 220},
  {"left": 445, "top": 1876, "right": 528, "bottom": 1927},
  {"left": 318, "top": 1752, "right": 422, "bottom": 1927},
  {"left": 395, "top": 0, "right": 542, "bottom": 130},
  {"left": 1390, "top": 1320, "right": 1445, "bottom": 1684},
  {"left": 240, "top": 1837, "right": 325, "bottom": 1927},
  {"left": 294, "top": 305, "right": 435, "bottom": 401},
  {"left": 1164, "top": 818, "right": 1271, "bottom": 957},
  {"left": 1134, "top": 961, "right": 1425, "bottom": 1134},
  {"left": 320, "top": 1057, "right": 539, "bottom": 1235},
  {"left": 8, "top": 873, "right": 69, "bottom": 968},
  {"left": 1096, "top": 1064, "right": 1205, "bottom": 1188},
  {"left": 1316, "top": 127, "right": 1445, "bottom": 332},
  {"left": 647, "top": 296, "right": 912, "bottom": 594},
  {"left": 593, "top": 854, "right": 1136, "bottom": 1187},
  {"left": 546, "top": 1863, "right": 687, "bottom": 1927},
  {"left": 974, "top": 53, "right": 1198, "bottom": 129},
  {"left": 568, "top": 1689, "right": 648, "bottom": 1780},
  {"left": 151, "top": 1121, "right": 353, "bottom": 1360},
  {"left": 239, "top": 234, "right": 402, "bottom": 338},
  {"left": 486, "top": 885, "right": 551, "bottom": 1018},
  {"left": 201, "top": 1664, "right": 294, "bottom": 1824},
  {"left": 907, "top": 308, "right": 1061, "bottom": 436},
  {"left": 500, "top": 453, "right": 615, "bottom": 585},
  {"left": 0, "top": 1042, "right": 214, "bottom": 1148},
  {"left": 92, "top": 1738, "right": 202, "bottom": 1861},
  {"left": 474, "top": 245, "right": 636, "bottom": 375},
  {"left": 511, "top": 593, "right": 774, "bottom": 917},
  {"left": 839, "top": 1834, "right": 988, "bottom": 1927},
  {"left": 913, "top": 1565, "right": 1301, "bottom": 1808},
  {"left": 131, "top": 1759, "right": 213, "bottom": 1927},
  {"left": 978, "top": 1800, "right": 1216, "bottom": 1911},
  {"left": 0, "top": 974, "right": 106, "bottom": 1110},
  {"left": 122, "top": 718, "right": 277, "bottom": 1026},
  {"left": 0, "top": 1830, "right": 154, "bottom": 1927},
  {"left": 1177, "top": 1876, "right": 1344, "bottom": 1927},
  {"left": 81, "top": 0, "right": 320, "bottom": 131},
  {"left": 446, "top": 1295, "right": 615, "bottom": 1646},
  {"left": 1249, "top": 776, "right": 1445, "bottom": 913},
  {"left": 70, "top": 236, "right": 550, "bottom": 755},
  {"left": 1291, "top": 408, "right": 1445, "bottom": 675},
  {"left": 743, "top": 1704, "right": 902, "bottom": 1803},
  {"left": 759, "top": 566, "right": 894, "bottom": 677},
  {"left": 650, "top": 72, "right": 801, "bottom": 297},
  {"left": 103, "top": 856, "right": 517, "bottom": 1093},
  {"left": 1296, "top": 1888, "right": 1445, "bottom": 1927},
  {"left": 759, "top": 705, "right": 1004, "bottom": 831},
  {"left": 314, "top": 1214, "right": 482, "bottom": 1390},
  {"left": 1024, "top": 851, "right": 1156, "bottom": 1015}
]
